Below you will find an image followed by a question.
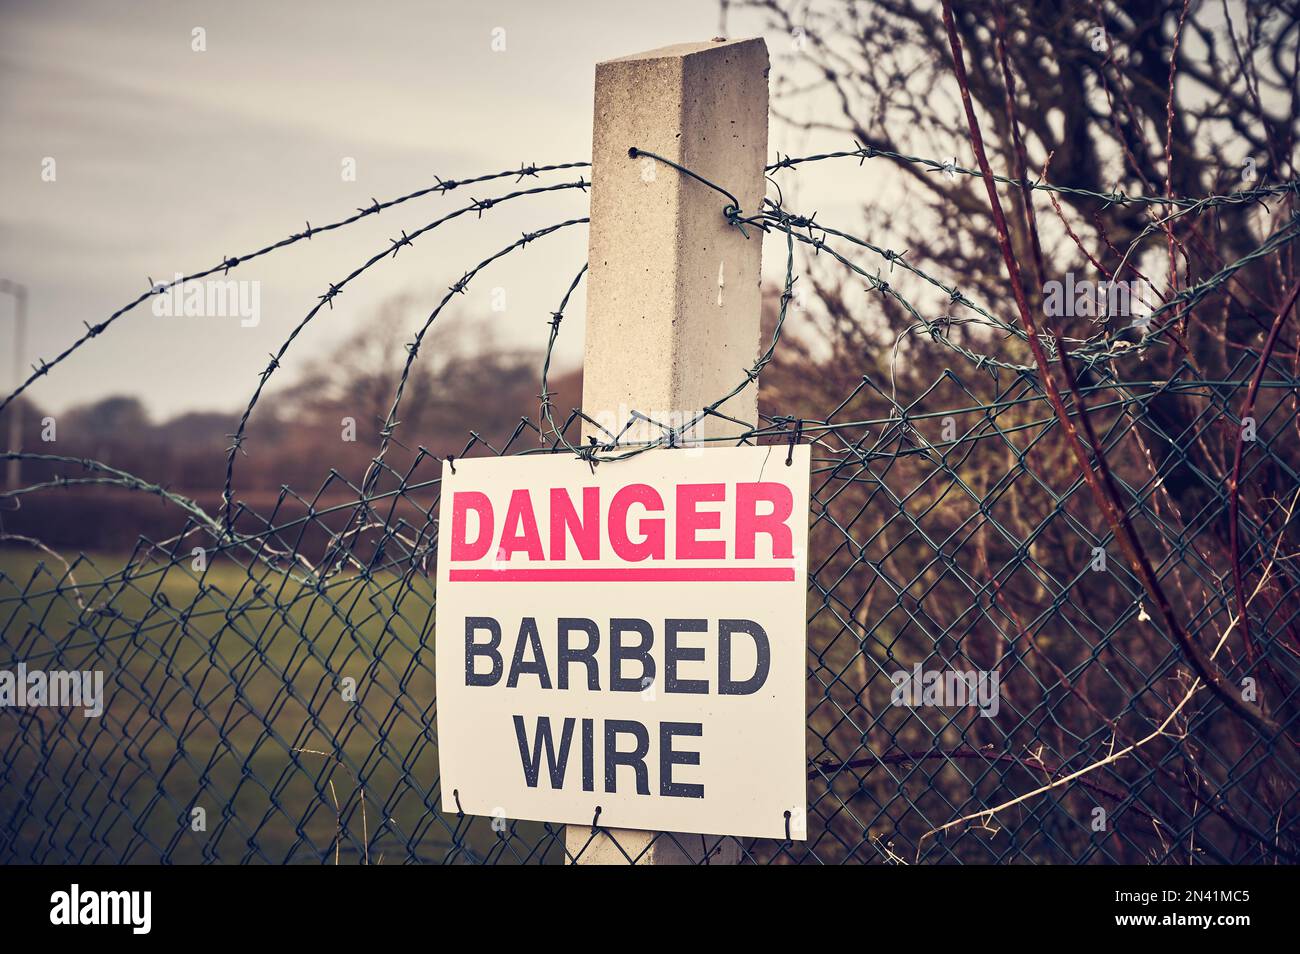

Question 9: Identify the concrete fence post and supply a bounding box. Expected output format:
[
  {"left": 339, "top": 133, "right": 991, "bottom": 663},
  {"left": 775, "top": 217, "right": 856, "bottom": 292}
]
[{"left": 565, "top": 37, "right": 769, "bottom": 865}]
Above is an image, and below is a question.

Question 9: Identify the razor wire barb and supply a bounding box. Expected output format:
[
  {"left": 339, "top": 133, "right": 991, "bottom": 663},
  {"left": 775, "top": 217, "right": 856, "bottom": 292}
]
[{"left": 2, "top": 137, "right": 1299, "bottom": 864}]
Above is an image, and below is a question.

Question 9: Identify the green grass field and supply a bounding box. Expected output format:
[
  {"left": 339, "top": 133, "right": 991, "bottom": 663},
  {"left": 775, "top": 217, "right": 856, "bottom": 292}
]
[{"left": 0, "top": 548, "right": 556, "bottom": 864}]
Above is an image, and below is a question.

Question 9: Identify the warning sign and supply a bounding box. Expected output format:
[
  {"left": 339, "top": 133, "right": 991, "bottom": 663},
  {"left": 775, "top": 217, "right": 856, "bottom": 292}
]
[{"left": 435, "top": 445, "right": 809, "bottom": 839}]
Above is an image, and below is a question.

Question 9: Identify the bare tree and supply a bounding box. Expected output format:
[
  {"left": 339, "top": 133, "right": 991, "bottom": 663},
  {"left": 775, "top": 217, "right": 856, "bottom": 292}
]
[{"left": 741, "top": 0, "right": 1299, "bottom": 862}]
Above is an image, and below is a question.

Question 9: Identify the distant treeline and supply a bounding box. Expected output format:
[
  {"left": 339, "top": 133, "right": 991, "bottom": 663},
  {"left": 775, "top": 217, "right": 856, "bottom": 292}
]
[{"left": 1, "top": 304, "right": 582, "bottom": 552}]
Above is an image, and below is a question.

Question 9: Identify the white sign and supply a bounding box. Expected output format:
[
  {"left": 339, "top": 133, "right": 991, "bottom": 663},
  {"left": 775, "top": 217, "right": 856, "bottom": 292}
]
[{"left": 435, "top": 445, "right": 810, "bottom": 840}]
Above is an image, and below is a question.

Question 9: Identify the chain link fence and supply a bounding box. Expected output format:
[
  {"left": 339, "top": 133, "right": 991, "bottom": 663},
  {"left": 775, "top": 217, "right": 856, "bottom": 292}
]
[{"left": 2, "top": 134, "right": 1298, "bottom": 863}]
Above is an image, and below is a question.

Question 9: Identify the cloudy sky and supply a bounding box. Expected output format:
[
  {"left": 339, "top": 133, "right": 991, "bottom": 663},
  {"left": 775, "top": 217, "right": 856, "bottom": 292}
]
[{"left": 1, "top": 0, "right": 870, "bottom": 417}]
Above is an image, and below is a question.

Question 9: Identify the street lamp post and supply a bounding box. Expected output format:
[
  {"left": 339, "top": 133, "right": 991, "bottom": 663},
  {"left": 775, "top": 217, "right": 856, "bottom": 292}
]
[{"left": 0, "top": 279, "right": 28, "bottom": 490}]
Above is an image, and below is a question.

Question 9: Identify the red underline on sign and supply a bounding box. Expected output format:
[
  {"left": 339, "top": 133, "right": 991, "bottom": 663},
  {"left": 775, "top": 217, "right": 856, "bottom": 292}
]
[{"left": 447, "top": 567, "right": 796, "bottom": 582}]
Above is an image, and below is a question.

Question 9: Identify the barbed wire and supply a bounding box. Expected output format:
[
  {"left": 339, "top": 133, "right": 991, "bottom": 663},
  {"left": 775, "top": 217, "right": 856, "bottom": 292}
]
[
  {"left": 218, "top": 178, "right": 590, "bottom": 528},
  {"left": 0, "top": 160, "right": 590, "bottom": 419},
  {"left": 562, "top": 146, "right": 1300, "bottom": 460},
  {"left": 767, "top": 141, "right": 1299, "bottom": 210},
  {"left": 2, "top": 134, "right": 1298, "bottom": 864}
]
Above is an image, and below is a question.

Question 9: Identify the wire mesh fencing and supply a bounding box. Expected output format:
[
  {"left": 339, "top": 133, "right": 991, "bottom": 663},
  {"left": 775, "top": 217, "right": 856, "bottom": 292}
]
[{"left": 1, "top": 137, "right": 1298, "bottom": 863}]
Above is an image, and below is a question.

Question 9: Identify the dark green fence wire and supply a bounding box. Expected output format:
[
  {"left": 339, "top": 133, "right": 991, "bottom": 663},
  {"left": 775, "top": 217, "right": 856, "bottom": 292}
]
[{"left": 2, "top": 145, "right": 1298, "bottom": 864}]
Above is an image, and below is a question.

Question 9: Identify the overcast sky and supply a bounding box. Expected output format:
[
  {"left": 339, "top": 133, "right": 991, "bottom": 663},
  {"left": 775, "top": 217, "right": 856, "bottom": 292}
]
[{"left": 0, "top": 0, "right": 872, "bottom": 417}]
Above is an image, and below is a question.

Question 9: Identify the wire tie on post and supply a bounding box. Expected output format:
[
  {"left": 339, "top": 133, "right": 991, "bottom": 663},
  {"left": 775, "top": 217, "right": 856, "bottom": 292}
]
[{"left": 786, "top": 419, "right": 803, "bottom": 466}]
